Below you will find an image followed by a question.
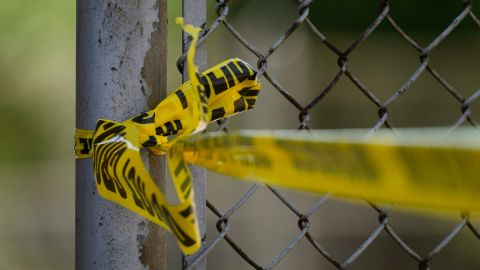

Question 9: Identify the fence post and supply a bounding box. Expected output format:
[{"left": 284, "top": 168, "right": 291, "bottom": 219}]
[
  {"left": 182, "top": 0, "right": 207, "bottom": 269},
  {"left": 76, "top": 0, "right": 167, "bottom": 269}
]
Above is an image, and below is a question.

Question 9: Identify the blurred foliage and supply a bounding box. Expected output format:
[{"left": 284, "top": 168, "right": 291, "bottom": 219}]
[
  {"left": 308, "top": 0, "right": 480, "bottom": 32},
  {"left": 0, "top": 0, "right": 75, "bottom": 164},
  {"left": 227, "top": 0, "right": 480, "bottom": 32}
]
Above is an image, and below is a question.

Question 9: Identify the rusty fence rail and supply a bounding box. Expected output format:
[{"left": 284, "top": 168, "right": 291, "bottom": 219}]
[{"left": 177, "top": 0, "right": 480, "bottom": 269}]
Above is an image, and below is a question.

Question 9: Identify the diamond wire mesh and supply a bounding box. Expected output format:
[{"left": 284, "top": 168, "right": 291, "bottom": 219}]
[{"left": 176, "top": 0, "right": 480, "bottom": 269}]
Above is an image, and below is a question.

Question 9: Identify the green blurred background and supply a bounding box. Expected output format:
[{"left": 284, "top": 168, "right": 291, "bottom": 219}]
[
  {"left": 0, "top": 1, "right": 75, "bottom": 269},
  {"left": 0, "top": 0, "right": 479, "bottom": 269}
]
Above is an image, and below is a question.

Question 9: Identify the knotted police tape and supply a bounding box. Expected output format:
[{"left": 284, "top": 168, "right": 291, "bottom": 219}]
[{"left": 75, "top": 18, "right": 260, "bottom": 254}]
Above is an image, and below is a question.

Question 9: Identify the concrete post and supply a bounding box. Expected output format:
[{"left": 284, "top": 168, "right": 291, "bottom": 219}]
[{"left": 76, "top": 0, "right": 167, "bottom": 269}]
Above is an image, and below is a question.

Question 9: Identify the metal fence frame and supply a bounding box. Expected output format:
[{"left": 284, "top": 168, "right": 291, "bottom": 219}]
[{"left": 178, "top": 0, "right": 480, "bottom": 269}]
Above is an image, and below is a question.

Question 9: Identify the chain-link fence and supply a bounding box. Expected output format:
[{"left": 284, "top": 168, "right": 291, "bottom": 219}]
[{"left": 176, "top": 0, "right": 480, "bottom": 269}]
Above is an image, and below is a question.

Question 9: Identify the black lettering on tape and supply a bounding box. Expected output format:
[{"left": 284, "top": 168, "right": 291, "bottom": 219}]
[
  {"left": 131, "top": 112, "right": 155, "bottom": 124},
  {"left": 200, "top": 75, "right": 211, "bottom": 98},
  {"left": 161, "top": 205, "right": 196, "bottom": 247},
  {"left": 95, "top": 141, "right": 123, "bottom": 187},
  {"left": 184, "top": 186, "right": 192, "bottom": 199},
  {"left": 348, "top": 146, "right": 379, "bottom": 179},
  {"left": 150, "top": 194, "right": 196, "bottom": 247},
  {"left": 206, "top": 72, "right": 228, "bottom": 95},
  {"left": 211, "top": 107, "right": 226, "bottom": 121},
  {"left": 131, "top": 168, "right": 155, "bottom": 217},
  {"left": 175, "top": 90, "right": 188, "bottom": 109},
  {"left": 122, "top": 159, "right": 145, "bottom": 210},
  {"left": 180, "top": 175, "right": 191, "bottom": 193},
  {"left": 155, "top": 126, "right": 165, "bottom": 136},
  {"left": 233, "top": 98, "right": 246, "bottom": 113},
  {"left": 179, "top": 206, "right": 193, "bottom": 218},
  {"left": 238, "top": 87, "right": 260, "bottom": 97},
  {"left": 246, "top": 98, "right": 256, "bottom": 109},
  {"left": 151, "top": 194, "right": 165, "bottom": 222},
  {"left": 102, "top": 122, "right": 115, "bottom": 130},
  {"left": 173, "top": 157, "right": 192, "bottom": 200},
  {"left": 228, "top": 60, "right": 252, "bottom": 83},
  {"left": 199, "top": 92, "right": 208, "bottom": 105},
  {"left": 142, "top": 136, "right": 158, "bottom": 147},
  {"left": 79, "top": 137, "right": 93, "bottom": 154},
  {"left": 221, "top": 66, "right": 235, "bottom": 88},
  {"left": 93, "top": 125, "right": 125, "bottom": 144},
  {"left": 174, "top": 158, "right": 187, "bottom": 176},
  {"left": 174, "top": 119, "right": 183, "bottom": 131},
  {"left": 164, "top": 122, "right": 175, "bottom": 136},
  {"left": 93, "top": 124, "right": 128, "bottom": 198},
  {"left": 95, "top": 120, "right": 106, "bottom": 130},
  {"left": 236, "top": 135, "right": 254, "bottom": 146}
]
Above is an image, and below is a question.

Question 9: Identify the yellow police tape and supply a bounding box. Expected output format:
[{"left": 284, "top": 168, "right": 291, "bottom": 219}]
[
  {"left": 75, "top": 18, "right": 480, "bottom": 255},
  {"left": 75, "top": 18, "right": 260, "bottom": 254},
  {"left": 184, "top": 129, "right": 480, "bottom": 211}
]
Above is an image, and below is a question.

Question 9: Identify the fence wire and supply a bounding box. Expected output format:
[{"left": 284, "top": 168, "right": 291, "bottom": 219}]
[{"left": 177, "top": 0, "right": 480, "bottom": 269}]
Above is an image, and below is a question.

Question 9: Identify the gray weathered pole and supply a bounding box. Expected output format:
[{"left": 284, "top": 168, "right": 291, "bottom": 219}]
[
  {"left": 182, "top": 0, "right": 207, "bottom": 269},
  {"left": 76, "top": 0, "right": 167, "bottom": 269}
]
